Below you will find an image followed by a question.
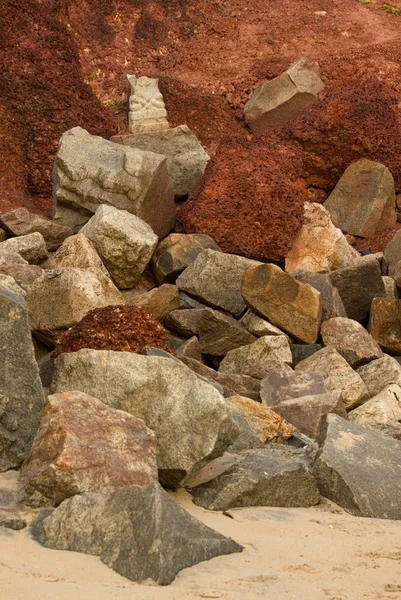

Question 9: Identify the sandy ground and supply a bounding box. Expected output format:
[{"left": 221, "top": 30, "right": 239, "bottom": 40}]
[{"left": 1, "top": 470, "right": 401, "bottom": 600}]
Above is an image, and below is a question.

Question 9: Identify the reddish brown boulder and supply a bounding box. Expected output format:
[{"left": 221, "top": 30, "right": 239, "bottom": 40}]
[
  {"left": 52, "top": 305, "right": 172, "bottom": 359},
  {"left": 19, "top": 391, "right": 157, "bottom": 507},
  {"left": 177, "top": 134, "right": 306, "bottom": 261}
]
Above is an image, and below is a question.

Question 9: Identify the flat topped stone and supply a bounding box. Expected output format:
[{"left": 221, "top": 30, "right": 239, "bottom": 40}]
[
  {"left": 242, "top": 263, "right": 322, "bottom": 344},
  {"left": 313, "top": 414, "right": 401, "bottom": 519}
]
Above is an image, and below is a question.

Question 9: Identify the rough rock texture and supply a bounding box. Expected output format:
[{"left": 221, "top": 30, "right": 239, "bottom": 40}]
[
  {"left": 219, "top": 336, "right": 292, "bottom": 380},
  {"left": 369, "top": 298, "right": 401, "bottom": 354},
  {"left": 357, "top": 355, "right": 401, "bottom": 397},
  {"left": 179, "top": 357, "right": 261, "bottom": 401},
  {"left": 391, "top": 262, "right": 401, "bottom": 289},
  {"left": 126, "top": 284, "right": 180, "bottom": 321},
  {"left": 0, "top": 253, "right": 43, "bottom": 289},
  {"left": 164, "top": 308, "right": 206, "bottom": 337},
  {"left": 266, "top": 390, "right": 347, "bottom": 439},
  {"left": 285, "top": 203, "right": 360, "bottom": 273},
  {"left": 51, "top": 350, "right": 238, "bottom": 488},
  {"left": 32, "top": 483, "right": 243, "bottom": 585},
  {"left": 329, "top": 260, "right": 386, "bottom": 322},
  {"left": 313, "top": 414, "right": 401, "bottom": 519},
  {"left": 296, "top": 347, "right": 369, "bottom": 410},
  {"left": 242, "top": 263, "right": 322, "bottom": 343},
  {"left": 0, "top": 229, "right": 7, "bottom": 242},
  {"left": 0, "top": 510, "right": 26, "bottom": 531},
  {"left": 324, "top": 159, "right": 396, "bottom": 238},
  {"left": 175, "top": 336, "right": 202, "bottom": 362},
  {"left": 293, "top": 271, "right": 347, "bottom": 322},
  {"left": 127, "top": 74, "right": 169, "bottom": 134},
  {"left": 52, "top": 305, "right": 171, "bottom": 360},
  {"left": 0, "top": 232, "right": 48, "bottom": 264},
  {"left": 53, "top": 127, "right": 175, "bottom": 238},
  {"left": 290, "top": 344, "right": 323, "bottom": 367},
  {"left": 244, "top": 58, "right": 324, "bottom": 133},
  {"left": 321, "top": 317, "right": 383, "bottom": 368},
  {"left": 177, "top": 249, "right": 260, "bottom": 318},
  {"left": 112, "top": 126, "right": 210, "bottom": 197},
  {"left": 19, "top": 392, "right": 157, "bottom": 507},
  {"left": 26, "top": 268, "right": 123, "bottom": 347},
  {"left": 228, "top": 396, "right": 295, "bottom": 443},
  {"left": 384, "top": 230, "right": 401, "bottom": 277},
  {"left": 240, "top": 310, "right": 287, "bottom": 338},
  {"left": 260, "top": 371, "right": 327, "bottom": 407},
  {"left": 198, "top": 308, "right": 256, "bottom": 357},
  {"left": 0, "top": 208, "right": 72, "bottom": 251},
  {"left": 0, "top": 290, "right": 44, "bottom": 470},
  {"left": 80, "top": 205, "right": 158, "bottom": 290},
  {"left": 177, "top": 134, "right": 306, "bottom": 261},
  {"left": 151, "top": 233, "right": 221, "bottom": 286},
  {"left": 45, "top": 234, "right": 108, "bottom": 275},
  {"left": 191, "top": 446, "right": 320, "bottom": 510},
  {"left": 0, "top": 274, "right": 26, "bottom": 302},
  {"left": 348, "top": 385, "right": 401, "bottom": 429}
]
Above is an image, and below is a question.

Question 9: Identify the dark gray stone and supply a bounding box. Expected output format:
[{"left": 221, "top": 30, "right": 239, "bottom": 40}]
[
  {"left": 199, "top": 308, "right": 256, "bottom": 357},
  {"left": 293, "top": 271, "right": 347, "bottom": 321},
  {"left": 291, "top": 344, "right": 323, "bottom": 367},
  {"left": 313, "top": 414, "right": 401, "bottom": 519},
  {"left": 164, "top": 308, "right": 206, "bottom": 337},
  {"left": 329, "top": 260, "right": 386, "bottom": 321},
  {"left": 0, "top": 290, "right": 44, "bottom": 470},
  {"left": 0, "top": 509, "right": 26, "bottom": 530},
  {"left": 32, "top": 483, "right": 243, "bottom": 584},
  {"left": 191, "top": 446, "right": 320, "bottom": 510}
]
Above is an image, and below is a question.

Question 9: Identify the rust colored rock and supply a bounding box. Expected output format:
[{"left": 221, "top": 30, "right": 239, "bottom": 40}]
[
  {"left": 19, "top": 391, "right": 157, "bottom": 507},
  {"left": 228, "top": 396, "right": 295, "bottom": 443},
  {"left": 177, "top": 134, "right": 306, "bottom": 261},
  {"left": 242, "top": 263, "right": 322, "bottom": 344},
  {"left": 369, "top": 298, "right": 401, "bottom": 355},
  {"left": 52, "top": 305, "right": 171, "bottom": 359}
]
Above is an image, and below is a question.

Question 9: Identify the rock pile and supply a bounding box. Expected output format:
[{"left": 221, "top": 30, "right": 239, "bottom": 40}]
[{"left": 1, "top": 65, "right": 401, "bottom": 587}]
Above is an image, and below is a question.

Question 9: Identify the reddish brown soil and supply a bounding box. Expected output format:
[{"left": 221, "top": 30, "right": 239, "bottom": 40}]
[
  {"left": 1, "top": 0, "right": 401, "bottom": 230},
  {"left": 52, "top": 304, "right": 172, "bottom": 359}
]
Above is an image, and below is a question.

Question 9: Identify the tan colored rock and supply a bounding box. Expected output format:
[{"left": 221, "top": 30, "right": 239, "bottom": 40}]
[
  {"left": 369, "top": 297, "right": 401, "bottom": 354},
  {"left": 0, "top": 228, "right": 7, "bottom": 242},
  {"left": 321, "top": 317, "right": 383, "bottom": 367},
  {"left": 285, "top": 203, "right": 360, "bottom": 273},
  {"left": 391, "top": 260, "right": 401, "bottom": 288},
  {"left": 80, "top": 205, "right": 158, "bottom": 290},
  {"left": 0, "top": 207, "right": 72, "bottom": 250},
  {"left": 26, "top": 267, "right": 124, "bottom": 346},
  {"left": 175, "top": 336, "right": 202, "bottom": 362},
  {"left": 240, "top": 310, "right": 288, "bottom": 338},
  {"left": 348, "top": 385, "right": 401, "bottom": 428},
  {"left": 244, "top": 58, "right": 324, "bottom": 133},
  {"left": 219, "top": 336, "right": 292, "bottom": 380},
  {"left": 45, "top": 234, "right": 108, "bottom": 275},
  {"left": 0, "top": 232, "right": 48, "bottom": 264},
  {"left": 242, "top": 263, "right": 322, "bottom": 344},
  {"left": 127, "top": 74, "right": 169, "bottom": 134},
  {"left": 382, "top": 276, "right": 400, "bottom": 299},
  {"left": 384, "top": 230, "right": 401, "bottom": 277},
  {"left": 357, "top": 355, "right": 401, "bottom": 397},
  {"left": 324, "top": 159, "right": 397, "bottom": 238},
  {"left": 151, "top": 233, "right": 221, "bottom": 285},
  {"left": 228, "top": 396, "right": 295, "bottom": 443},
  {"left": 164, "top": 308, "right": 206, "bottom": 337},
  {"left": 295, "top": 347, "right": 369, "bottom": 410},
  {"left": 125, "top": 284, "right": 180, "bottom": 321},
  {"left": 18, "top": 391, "right": 158, "bottom": 507}
]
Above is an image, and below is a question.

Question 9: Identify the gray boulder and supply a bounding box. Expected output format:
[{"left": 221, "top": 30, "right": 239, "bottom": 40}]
[
  {"left": 164, "top": 308, "right": 207, "bottom": 337},
  {"left": 0, "top": 290, "right": 44, "bottom": 470},
  {"left": 290, "top": 344, "right": 323, "bottom": 367},
  {"left": 191, "top": 446, "right": 320, "bottom": 510},
  {"left": 219, "top": 336, "right": 292, "bottom": 380},
  {"left": 293, "top": 271, "right": 347, "bottom": 321},
  {"left": 357, "top": 355, "right": 401, "bottom": 396},
  {"left": 198, "top": 308, "right": 256, "bottom": 357},
  {"left": 51, "top": 350, "right": 238, "bottom": 488},
  {"left": 32, "top": 482, "right": 243, "bottom": 584},
  {"left": 0, "top": 232, "right": 48, "bottom": 264},
  {"left": 320, "top": 317, "right": 383, "bottom": 368},
  {"left": 53, "top": 127, "right": 175, "bottom": 238},
  {"left": 313, "top": 414, "right": 401, "bottom": 519}
]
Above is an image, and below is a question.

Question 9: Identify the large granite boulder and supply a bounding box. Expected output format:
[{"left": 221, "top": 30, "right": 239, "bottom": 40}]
[
  {"left": 18, "top": 391, "right": 157, "bottom": 507},
  {"left": 320, "top": 317, "right": 383, "bottom": 368},
  {"left": 313, "top": 414, "right": 401, "bottom": 519},
  {"left": 0, "top": 290, "right": 44, "bottom": 470},
  {"left": 242, "top": 263, "right": 322, "bottom": 343},
  {"left": 164, "top": 308, "right": 206, "bottom": 337},
  {"left": 32, "top": 482, "right": 243, "bottom": 584},
  {"left": 244, "top": 58, "right": 324, "bottom": 133},
  {"left": 324, "top": 159, "right": 397, "bottom": 238},
  {"left": 348, "top": 385, "right": 401, "bottom": 429},
  {"left": 177, "top": 249, "right": 260, "bottom": 317},
  {"left": 356, "top": 355, "right": 401, "bottom": 396},
  {"left": 45, "top": 233, "right": 109, "bottom": 275},
  {"left": 219, "top": 336, "right": 292, "bottom": 380},
  {"left": 80, "top": 205, "right": 158, "bottom": 290},
  {"left": 191, "top": 446, "right": 320, "bottom": 510},
  {"left": 112, "top": 125, "right": 210, "bottom": 197},
  {"left": 0, "top": 207, "right": 72, "bottom": 250},
  {"left": 26, "top": 268, "right": 123, "bottom": 346},
  {"left": 53, "top": 127, "right": 175, "bottom": 238},
  {"left": 51, "top": 350, "right": 238, "bottom": 488}
]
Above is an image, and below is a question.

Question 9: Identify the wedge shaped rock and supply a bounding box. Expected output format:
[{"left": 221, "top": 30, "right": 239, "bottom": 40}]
[
  {"left": 198, "top": 308, "right": 256, "bottom": 357},
  {"left": 321, "top": 317, "right": 382, "bottom": 368},
  {"left": 357, "top": 355, "right": 401, "bottom": 396},
  {"left": 293, "top": 271, "right": 347, "bottom": 322},
  {"left": 53, "top": 127, "right": 175, "bottom": 237},
  {"left": 313, "top": 414, "right": 401, "bottom": 519},
  {"left": 45, "top": 233, "right": 109, "bottom": 275},
  {"left": 219, "top": 336, "right": 292, "bottom": 380},
  {"left": 51, "top": 350, "right": 238, "bottom": 488},
  {"left": 348, "top": 385, "right": 401, "bottom": 428},
  {"left": 228, "top": 396, "right": 295, "bottom": 443},
  {"left": 32, "top": 483, "right": 243, "bottom": 584}
]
